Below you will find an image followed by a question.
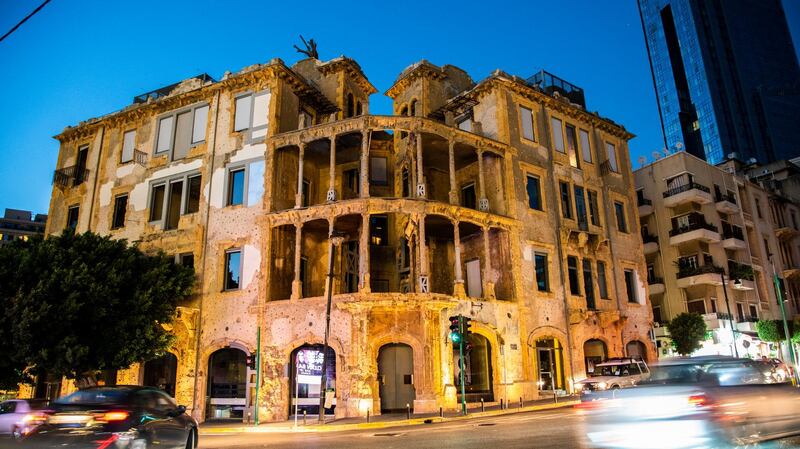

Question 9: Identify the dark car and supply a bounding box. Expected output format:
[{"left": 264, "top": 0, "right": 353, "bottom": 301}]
[
  {"left": 21, "top": 386, "right": 197, "bottom": 449},
  {"left": 580, "top": 356, "right": 800, "bottom": 448}
]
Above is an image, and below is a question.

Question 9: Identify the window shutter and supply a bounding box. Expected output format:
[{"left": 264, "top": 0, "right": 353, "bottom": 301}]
[
  {"left": 121, "top": 130, "right": 136, "bottom": 163},
  {"left": 172, "top": 111, "right": 193, "bottom": 160},
  {"left": 156, "top": 116, "right": 173, "bottom": 153},
  {"left": 192, "top": 105, "right": 208, "bottom": 144},
  {"left": 234, "top": 95, "right": 252, "bottom": 132}
]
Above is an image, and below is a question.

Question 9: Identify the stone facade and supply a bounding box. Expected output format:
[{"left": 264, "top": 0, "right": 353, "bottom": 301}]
[{"left": 44, "top": 56, "right": 653, "bottom": 422}]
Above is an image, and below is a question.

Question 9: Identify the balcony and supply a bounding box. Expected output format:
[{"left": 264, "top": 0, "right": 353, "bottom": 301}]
[
  {"left": 721, "top": 221, "right": 746, "bottom": 250},
  {"left": 737, "top": 319, "right": 758, "bottom": 333},
  {"left": 728, "top": 260, "right": 755, "bottom": 283},
  {"left": 642, "top": 233, "right": 659, "bottom": 255},
  {"left": 715, "top": 191, "right": 739, "bottom": 214},
  {"left": 676, "top": 264, "right": 724, "bottom": 289},
  {"left": 703, "top": 312, "right": 734, "bottom": 330},
  {"left": 742, "top": 211, "right": 754, "bottom": 228},
  {"left": 648, "top": 276, "right": 665, "bottom": 295},
  {"left": 53, "top": 165, "right": 90, "bottom": 188},
  {"left": 775, "top": 226, "right": 800, "bottom": 241},
  {"left": 133, "top": 149, "right": 148, "bottom": 166},
  {"left": 669, "top": 214, "right": 720, "bottom": 246},
  {"left": 637, "top": 196, "right": 653, "bottom": 217},
  {"left": 662, "top": 182, "right": 712, "bottom": 207}
]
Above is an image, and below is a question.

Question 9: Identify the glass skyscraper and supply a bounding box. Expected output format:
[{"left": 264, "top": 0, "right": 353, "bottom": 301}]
[{"left": 638, "top": 0, "right": 800, "bottom": 164}]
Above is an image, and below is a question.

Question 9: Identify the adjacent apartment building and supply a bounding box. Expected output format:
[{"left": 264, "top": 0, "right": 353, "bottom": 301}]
[
  {"left": 635, "top": 151, "right": 800, "bottom": 358},
  {"left": 0, "top": 209, "right": 47, "bottom": 245},
  {"left": 43, "top": 55, "right": 652, "bottom": 422}
]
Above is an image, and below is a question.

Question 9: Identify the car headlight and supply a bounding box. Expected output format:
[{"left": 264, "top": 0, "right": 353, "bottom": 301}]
[
  {"left": 573, "top": 382, "right": 584, "bottom": 391},
  {"left": 598, "top": 382, "right": 608, "bottom": 390}
]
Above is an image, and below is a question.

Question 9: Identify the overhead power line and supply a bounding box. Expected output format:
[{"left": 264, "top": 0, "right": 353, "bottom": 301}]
[{"left": 0, "top": 0, "right": 52, "bottom": 44}]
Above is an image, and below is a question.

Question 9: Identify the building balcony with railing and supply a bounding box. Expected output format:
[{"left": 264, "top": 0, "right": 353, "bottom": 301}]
[
  {"left": 676, "top": 257, "right": 724, "bottom": 289},
  {"left": 728, "top": 260, "right": 755, "bottom": 290},
  {"left": 669, "top": 213, "right": 720, "bottom": 245},
  {"left": 721, "top": 220, "right": 747, "bottom": 250},
  {"left": 714, "top": 188, "right": 739, "bottom": 214},
  {"left": 642, "top": 232, "right": 659, "bottom": 255},
  {"left": 637, "top": 194, "right": 653, "bottom": 217},
  {"left": 53, "top": 165, "right": 90, "bottom": 188},
  {"left": 647, "top": 275, "right": 665, "bottom": 295},
  {"left": 662, "top": 176, "right": 712, "bottom": 207}
]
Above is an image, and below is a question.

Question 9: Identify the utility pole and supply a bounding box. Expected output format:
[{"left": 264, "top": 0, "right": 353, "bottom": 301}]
[
  {"left": 771, "top": 257, "right": 799, "bottom": 386},
  {"left": 719, "top": 269, "right": 739, "bottom": 357},
  {"left": 254, "top": 326, "right": 261, "bottom": 426},
  {"left": 458, "top": 316, "right": 467, "bottom": 416},
  {"left": 318, "top": 231, "right": 345, "bottom": 423}
]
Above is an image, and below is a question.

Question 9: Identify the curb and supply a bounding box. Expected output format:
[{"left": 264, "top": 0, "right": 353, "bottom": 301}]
[{"left": 199, "top": 400, "right": 579, "bottom": 435}]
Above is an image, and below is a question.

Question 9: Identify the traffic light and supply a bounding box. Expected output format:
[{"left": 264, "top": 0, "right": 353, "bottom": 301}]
[
  {"left": 462, "top": 316, "right": 472, "bottom": 337},
  {"left": 247, "top": 352, "right": 257, "bottom": 370},
  {"left": 449, "top": 315, "right": 462, "bottom": 344}
]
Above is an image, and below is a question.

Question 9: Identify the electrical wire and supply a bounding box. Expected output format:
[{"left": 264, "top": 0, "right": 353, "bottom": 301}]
[{"left": 0, "top": 0, "right": 52, "bottom": 44}]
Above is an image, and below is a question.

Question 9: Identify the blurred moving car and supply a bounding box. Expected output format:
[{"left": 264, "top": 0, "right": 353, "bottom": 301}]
[
  {"left": 768, "top": 358, "right": 793, "bottom": 382},
  {"left": 21, "top": 386, "right": 197, "bottom": 449},
  {"left": 574, "top": 358, "right": 650, "bottom": 399},
  {"left": 581, "top": 356, "right": 800, "bottom": 449},
  {"left": 0, "top": 399, "right": 51, "bottom": 440}
]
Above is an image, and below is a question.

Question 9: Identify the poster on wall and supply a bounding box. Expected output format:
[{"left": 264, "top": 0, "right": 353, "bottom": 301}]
[{"left": 296, "top": 348, "right": 325, "bottom": 385}]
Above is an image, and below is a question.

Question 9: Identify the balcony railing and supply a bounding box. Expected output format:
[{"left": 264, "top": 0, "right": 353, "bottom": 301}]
[
  {"left": 53, "top": 165, "right": 89, "bottom": 188},
  {"left": 715, "top": 191, "right": 737, "bottom": 204},
  {"left": 670, "top": 218, "right": 718, "bottom": 237},
  {"left": 677, "top": 264, "right": 723, "bottom": 279},
  {"left": 721, "top": 221, "right": 744, "bottom": 240},
  {"left": 600, "top": 160, "right": 617, "bottom": 176},
  {"left": 728, "top": 260, "right": 755, "bottom": 281},
  {"left": 642, "top": 233, "right": 658, "bottom": 244},
  {"left": 637, "top": 196, "right": 652, "bottom": 206},
  {"left": 710, "top": 312, "right": 734, "bottom": 321},
  {"left": 133, "top": 149, "right": 148, "bottom": 166},
  {"left": 740, "top": 316, "right": 759, "bottom": 323},
  {"left": 647, "top": 276, "right": 664, "bottom": 285},
  {"left": 663, "top": 182, "right": 710, "bottom": 198}
]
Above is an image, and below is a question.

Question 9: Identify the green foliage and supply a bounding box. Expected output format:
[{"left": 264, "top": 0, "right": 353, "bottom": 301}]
[
  {"left": 667, "top": 312, "right": 708, "bottom": 356},
  {"left": 0, "top": 231, "right": 194, "bottom": 385},
  {"left": 756, "top": 320, "right": 783, "bottom": 343}
]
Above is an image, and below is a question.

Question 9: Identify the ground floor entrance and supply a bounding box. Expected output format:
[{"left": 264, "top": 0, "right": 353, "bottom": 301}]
[
  {"left": 454, "top": 333, "right": 494, "bottom": 402},
  {"left": 289, "top": 345, "right": 336, "bottom": 416},
  {"left": 378, "top": 343, "right": 416, "bottom": 412}
]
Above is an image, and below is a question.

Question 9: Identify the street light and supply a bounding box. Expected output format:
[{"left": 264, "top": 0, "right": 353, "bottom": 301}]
[
  {"left": 718, "top": 268, "right": 739, "bottom": 358},
  {"left": 318, "top": 230, "right": 346, "bottom": 423}
]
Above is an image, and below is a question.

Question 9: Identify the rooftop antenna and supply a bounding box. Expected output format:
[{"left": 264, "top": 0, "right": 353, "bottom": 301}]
[
  {"left": 638, "top": 156, "right": 647, "bottom": 168},
  {"left": 294, "top": 35, "right": 319, "bottom": 59},
  {"left": 652, "top": 151, "right": 662, "bottom": 161}
]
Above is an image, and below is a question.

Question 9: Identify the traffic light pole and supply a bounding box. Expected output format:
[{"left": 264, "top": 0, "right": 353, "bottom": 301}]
[
  {"left": 458, "top": 316, "right": 467, "bottom": 415},
  {"left": 254, "top": 326, "right": 261, "bottom": 426},
  {"left": 772, "top": 258, "right": 799, "bottom": 386}
]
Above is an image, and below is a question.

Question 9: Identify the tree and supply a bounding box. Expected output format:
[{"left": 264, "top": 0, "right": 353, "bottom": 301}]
[
  {"left": 756, "top": 319, "right": 783, "bottom": 343},
  {"left": 0, "top": 231, "right": 195, "bottom": 387},
  {"left": 667, "top": 312, "right": 707, "bottom": 356}
]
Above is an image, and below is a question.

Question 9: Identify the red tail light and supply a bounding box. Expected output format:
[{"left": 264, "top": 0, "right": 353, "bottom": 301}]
[
  {"left": 94, "top": 410, "right": 129, "bottom": 422},
  {"left": 94, "top": 434, "right": 118, "bottom": 449},
  {"left": 688, "top": 394, "right": 708, "bottom": 407},
  {"left": 575, "top": 399, "right": 608, "bottom": 410}
]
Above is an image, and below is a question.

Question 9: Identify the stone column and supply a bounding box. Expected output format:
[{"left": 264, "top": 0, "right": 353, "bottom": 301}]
[
  {"left": 291, "top": 222, "right": 303, "bottom": 299},
  {"left": 482, "top": 226, "right": 496, "bottom": 300},
  {"left": 359, "top": 213, "right": 371, "bottom": 292},
  {"left": 448, "top": 138, "right": 458, "bottom": 205},
  {"left": 360, "top": 130, "right": 370, "bottom": 198},
  {"left": 418, "top": 214, "right": 429, "bottom": 293},
  {"left": 477, "top": 150, "right": 489, "bottom": 212},
  {"left": 327, "top": 136, "right": 337, "bottom": 202},
  {"left": 453, "top": 220, "right": 466, "bottom": 298},
  {"left": 416, "top": 131, "right": 426, "bottom": 198},
  {"left": 295, "top": 142, "right": 306, "bottom": 208}
]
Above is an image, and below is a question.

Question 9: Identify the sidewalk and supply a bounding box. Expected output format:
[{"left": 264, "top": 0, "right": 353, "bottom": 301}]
[{"left": 199, "top": 396, "right": 579, "bottom": 435}]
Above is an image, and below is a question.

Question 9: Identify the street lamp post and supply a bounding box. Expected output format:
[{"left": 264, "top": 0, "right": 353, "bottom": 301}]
[
  {"left": 719, "top": 268, "right": 739, "bottom": 358},
  {"left": 770, "top": 256, "right": 799, "bottom": 386},
  {"left": 318, "top": 231, "right": 346, "bottom": 423}
]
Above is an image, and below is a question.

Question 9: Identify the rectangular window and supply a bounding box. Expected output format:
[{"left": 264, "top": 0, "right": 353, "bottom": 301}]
[
  {"left": 234, "top": 91, "right": 269, "bottom": 139},
  {"left": 736, "top": 303, "right": 745, "bottom": 321},
  {"left": 301, "top": 179, "right": 310, "bottom": 207},
  {"left": 588, "top": 190, "right": 600, "bottom": 226},
  {"left": 165, "top": 180, "right": 184, "bottom": 230},
  {"left": 227, "top": 168, "right": 245, "bottom": 206},
  {"left": 526, "top": 175, "right": 542, "bottom": 210},
  {"left": 624, "top": 269, "right": 637, "bottom": 303},
  {"left": 597, "top": 261, "right": 608, "bottom": 298},
  {"left": 224, "top": 249, "right": 241, "bottom": 290},
  {"left": 579, "top": 129, "right": 592, "bottom": 163},
  {"left": 112, "top": 194, "right": 128, "bottom": 229},
  {"left": 457, "top": 118, "right": 472, "bottom": 132},
  {"left": 559, "top": 182, "right": 572, "bottom": 219},
  {"left": 369, "top": 157, "right": 388, "bottom": 184},
  {"left": 756, "top": 198, "right": 763, "bottom": 218},
  {"left": 149, "top": 184, "right": 165, "bottom": 222},
  {"left": 615, "top": 201, "right": 628, "bottom": 233},
  {"left": 687, "top": 300, "right": 706, "bottom": 314},
  {"left": 173, "top": 110, "right": 193, "bottom": 161},
  {"left": 749, "top": 304, "right": 758, "bottom": 319},
  {"left": 121, "top": 130, "right": 136, "bottom": 163},
  {"left": 370, "top": 215, "right": 388, "bottom": 246},
  {"left": 462, "top": 183, "right": 476, "bottom": 210},
  {"left": 565, "top": 124, "right": 579, "bottom": 168},
  {"left": 583, "top": 259, "right": 595, "bottom": 310},
  {"left": 567, "top": 256, "right": 580, "bottom": 296},
  {"left": 179, "top": 253, "right": 194, "bottom": 270},
  {"left": 192, "top": 105, "right": 209, "bottom": 144},
  {"left": 574, "top": 185, "right": 588, "bottom": 228},
  {"left": 551, "top": 117, "right": 565, "bottom": 153},
  {"left": 156, "top": 117, "right": 173, "bottom": 154},
  {"left": 234, "top": 95, "right": 252, "bottom": 132},
  {"left": 520, "top": 106, "right": 534, "bottom": 141},
  {"left": 606, "top": 142, "right": 619, "bottom": 172},
  {"left": 186, "top": 175, "right": 201, "bottom": 214},
  {"left": 534, "top": 253, "right": 549, "bottom": 292},
  {"left": 66, "top": 205, "right": 79, "bottom": 231}
]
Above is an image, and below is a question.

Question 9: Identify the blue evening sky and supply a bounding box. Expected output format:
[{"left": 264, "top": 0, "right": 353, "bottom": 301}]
[{"left": 0, "top": 0, "right": 798, "bottom": 215}]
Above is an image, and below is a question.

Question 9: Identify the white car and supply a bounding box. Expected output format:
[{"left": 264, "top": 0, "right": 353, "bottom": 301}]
[
  {"left": 0, "top": 399, "right": 50, "bottom": 440},
  {"left": 575, "top": 358, "right": 650, "bottom": 397}
]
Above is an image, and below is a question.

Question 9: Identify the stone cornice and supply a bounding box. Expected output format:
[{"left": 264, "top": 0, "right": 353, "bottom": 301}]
[
  {"left": 318, "top": 57, "right": 378, "bottom": 95},
  {"left": 385, "top": 61, "right": 449, "bottom": 99}
]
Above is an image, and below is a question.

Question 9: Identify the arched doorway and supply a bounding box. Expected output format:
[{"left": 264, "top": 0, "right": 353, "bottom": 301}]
[
  {"left": 583, "top": 339, "right": 608, "bottom": 375},
  {"left": 378, "top": 343, "right": 415, "bottom": 412},
  {"left": 535, "top": 338, "right": 565, "bottom": 392},
  {"left": 143, "top": 353, "right": 178, "bottom": 396},
  {"left": 289, "top": 345, "right": 336, "bottom": 416},
  {"left": 206, "top": 348, "right": 247, "bottom": 420},
  {"left": 626, "top": 340, "right": 648, "bottom": 363},
  {"left": 454, "top": 333, "right": 493, "bottom": 402}
]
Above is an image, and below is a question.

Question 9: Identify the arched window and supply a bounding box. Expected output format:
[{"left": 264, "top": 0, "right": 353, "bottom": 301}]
[
  {"left": 400, "top": 105, "right": 408, "bottom": 116},
  {"left": 409, "top": 99, "right": 417, "bottom": 117},
  {"left": 583, "top": 339, "right": 608, "bottom": 375},
  {"left": 207, "top": 348, "right": 247, "bottom": 419},
  {"left": 347, "top": 93, "right": 355, "bottom": 118}
]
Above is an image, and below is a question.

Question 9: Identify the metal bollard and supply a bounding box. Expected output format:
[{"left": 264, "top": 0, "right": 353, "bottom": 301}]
[
  {"left": 500, "top": 399, "right": 504, "bottom": 410},
  {"left": 480, "top": 398, "right": 485, "bottom": 412},
  {"left": 439, "top": 407, "right": 443, "bottom": 418},
  {"left": 519, "top": 397, "right": 523, "bottom": 409},
  {"left": 366, "top": 409, "right": 370, "bottom": 423},
  {"left": 406, "top": 403, "right": 411, "bottom": 420}
]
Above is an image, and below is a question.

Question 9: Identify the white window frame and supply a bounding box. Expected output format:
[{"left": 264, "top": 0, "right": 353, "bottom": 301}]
[
  {"left": 223, "top": 248, "right": 243, "bottom": 291},
  {"left": 605, "top": 141, "right": 619, "bottom": 173},
  {"left": 121, "top": 129, "right": 136, "bottom": 164},
  {"left": 551, "top": 117, "right": 565, "bottom": 153},
  {"left": 147, "top": 171, "right": 202, "bottom": 229},
  {"left": 520, "top": 106, "right": 535, "bottom": 142},
  {"left": 579, "top": 128, "right": 592, "bottom": 163},
  {"left": 234, "top": 90, "right": 270, "bottom": 141},
  {"left": 153, "top": 103, "right": 209, "bottom": 160}
]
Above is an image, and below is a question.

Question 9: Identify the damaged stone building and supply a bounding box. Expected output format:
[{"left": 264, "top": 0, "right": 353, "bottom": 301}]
[{"left": 44, "top": 55, "right": 653, "bottom": 422}]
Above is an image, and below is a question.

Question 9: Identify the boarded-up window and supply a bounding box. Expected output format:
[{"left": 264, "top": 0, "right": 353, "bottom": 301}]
[
  {"left": 370, "top": 157, "right": 388, "bottom": 184},
  {"left": 192, "top": 105, "right": 208, "bottom": 144},
  {"left": 172, "top": 111, "right": 193, "bottom": 161},
  {"left": 156, "top": 117, "right": 173, "bottom": 153},
  {"left": 251, "top": 92, "right": 269, "bottom": 139},
  {"left": 520, "top": 106, "right": 534, "bottom": 141},
  {"left": 551, "top": 117, "right": 565, "bottom": 152},
  {"left": 580, "top": 129, "right": 592, "bottom": 163},
  {"left": 234, "top": 95, "right": 252, "bottom": 132},
  {"left": 121, "top": 130, "right": 136, "bottom": 163},
  {"left": 466, "top": 259, "right": 482, "bottom": 298}
]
